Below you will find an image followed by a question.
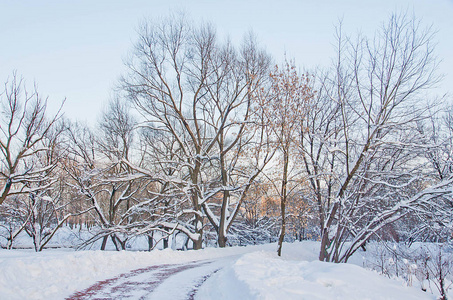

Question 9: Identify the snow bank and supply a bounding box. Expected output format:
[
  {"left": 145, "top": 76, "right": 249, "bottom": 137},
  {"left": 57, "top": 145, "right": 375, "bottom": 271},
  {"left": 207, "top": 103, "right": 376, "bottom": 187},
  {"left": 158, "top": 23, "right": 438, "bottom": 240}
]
[
  {"left": 0, "top": 249, "right": 165, "bottom": 299},
  {"left": 225, "top": 251, "right": 435, "bottom": 300}
]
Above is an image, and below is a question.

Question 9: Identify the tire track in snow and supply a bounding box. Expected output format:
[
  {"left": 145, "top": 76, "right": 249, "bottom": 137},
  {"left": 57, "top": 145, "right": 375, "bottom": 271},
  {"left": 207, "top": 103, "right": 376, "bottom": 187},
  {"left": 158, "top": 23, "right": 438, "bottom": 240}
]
[
  {"left": 185, "top": 268, "right": 221, "bottom": 300},
  {"left": 66, "top": 260, "right": 215, "bottom": 300}
]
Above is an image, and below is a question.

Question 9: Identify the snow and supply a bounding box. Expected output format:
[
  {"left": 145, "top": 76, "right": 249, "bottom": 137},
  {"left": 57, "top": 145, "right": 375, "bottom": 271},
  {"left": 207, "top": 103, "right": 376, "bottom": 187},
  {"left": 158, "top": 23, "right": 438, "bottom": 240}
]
[
  {"left": 200, "top": 251, "right": 433, "bottom": 300},
  {"left": 0, "top": 242, "right": 440, "bottom": 300},
  {"left": 0, "top": 244, "right": 267, "bottom": 300}
]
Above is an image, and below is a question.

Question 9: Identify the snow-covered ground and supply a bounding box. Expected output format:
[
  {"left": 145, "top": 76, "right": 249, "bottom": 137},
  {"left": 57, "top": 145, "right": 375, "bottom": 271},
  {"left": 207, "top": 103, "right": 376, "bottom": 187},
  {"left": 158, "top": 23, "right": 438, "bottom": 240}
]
[
  {"left": 0, "top": 241, "right": 443, "bottom": 300},
  {"left": 198, "top": 250, "right": 436, "bottom": 300}
]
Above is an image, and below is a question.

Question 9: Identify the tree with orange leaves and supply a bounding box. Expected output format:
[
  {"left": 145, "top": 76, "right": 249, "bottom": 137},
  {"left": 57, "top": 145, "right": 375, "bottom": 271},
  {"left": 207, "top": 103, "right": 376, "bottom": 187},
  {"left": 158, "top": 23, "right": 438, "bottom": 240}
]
[{"left": 256, "top": 61, "right": 314, "bottom": 256}]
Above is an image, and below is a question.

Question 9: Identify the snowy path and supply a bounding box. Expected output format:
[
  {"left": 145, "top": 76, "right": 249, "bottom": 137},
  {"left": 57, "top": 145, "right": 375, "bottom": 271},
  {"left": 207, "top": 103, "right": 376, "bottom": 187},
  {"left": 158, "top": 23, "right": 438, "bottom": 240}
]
[{"left": 66, "top": 257, "right": 232, "bottom": 300}]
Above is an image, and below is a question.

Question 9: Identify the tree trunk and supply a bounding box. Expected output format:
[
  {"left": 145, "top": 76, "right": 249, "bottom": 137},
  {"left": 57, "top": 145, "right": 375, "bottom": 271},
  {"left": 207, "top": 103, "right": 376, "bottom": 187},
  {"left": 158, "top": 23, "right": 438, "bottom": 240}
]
[
  {"left": 218, "top": 232, "right": 227, "bottom": 248},
  {"left": 218, "top": 132, "right": 229, "bottom": 248},
  {"left": 148, "top": 233, "right": 154, "bottom": 251},
  {"left": 277, "top": 151, "right": 289, "bottom": 257},
  {"left": 111, "top": 235, "right": 122, "bottom": 251},
  {"left": 277, "top": 207, "right": 286, "bottom": 256},
  {"left": 193, "top": 214, "right": 203, "bottom": 250},
  {"left": 100, "top": 235, "right": 108, "bottom": 250},
  {"left": 193, "top": 236, "right": 203, "bottom": 250},
  {"left": 319, "top": 228, "right": 330, "bottom": 261}
]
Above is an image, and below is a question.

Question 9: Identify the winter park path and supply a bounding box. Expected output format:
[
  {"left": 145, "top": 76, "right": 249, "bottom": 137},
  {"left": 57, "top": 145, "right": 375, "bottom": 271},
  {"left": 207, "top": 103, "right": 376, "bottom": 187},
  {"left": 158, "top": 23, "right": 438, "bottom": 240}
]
[{"left": 66, "top": 258, "right": 228, "bottom": 300}]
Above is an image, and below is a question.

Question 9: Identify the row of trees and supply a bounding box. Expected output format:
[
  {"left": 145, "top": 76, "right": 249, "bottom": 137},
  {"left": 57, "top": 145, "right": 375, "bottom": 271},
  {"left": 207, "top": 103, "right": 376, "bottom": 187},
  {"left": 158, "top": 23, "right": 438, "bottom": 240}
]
[{"left": 0, "top": 13, "right": 452, "bottom": 262}]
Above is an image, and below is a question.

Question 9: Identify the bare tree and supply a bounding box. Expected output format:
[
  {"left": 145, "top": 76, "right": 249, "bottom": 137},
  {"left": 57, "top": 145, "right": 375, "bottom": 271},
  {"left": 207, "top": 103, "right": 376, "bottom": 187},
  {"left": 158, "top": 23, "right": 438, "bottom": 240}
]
[
  {"left": 21, "top": 120, "right": 80, "bottom": 251},
  {"left": 300, "top": 13, "right": 445, "bottom": 262},
  {"left": 121, "top": 16, "right": 272, "bottom": 249},
  {"left": 0, "top": 72, "right": 62, "bottom": 205},
  {"left": 64, "top": 101, "right": 154, "bottom": 250},
  {"left": 0, "top": 73, "right": 72, "bottom": 250},
  {"left": 98, "top": 97, "right": 136, "bottom": 163},
  {"left": 406, "top": 104, "right": 453, "bottom": 243}
]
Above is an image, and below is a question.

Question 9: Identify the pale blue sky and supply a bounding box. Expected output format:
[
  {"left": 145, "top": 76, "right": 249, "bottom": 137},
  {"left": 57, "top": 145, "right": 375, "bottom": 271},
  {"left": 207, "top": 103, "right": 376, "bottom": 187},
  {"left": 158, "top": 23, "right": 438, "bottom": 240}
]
[{"left": 1, "top": 0, "right": 452, "bottom": 124}]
